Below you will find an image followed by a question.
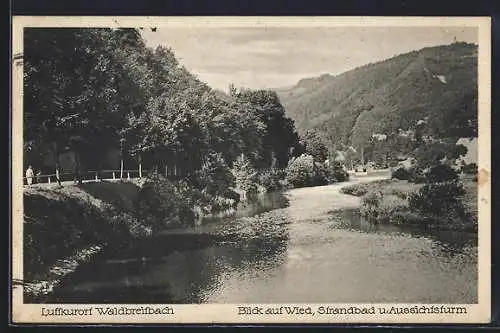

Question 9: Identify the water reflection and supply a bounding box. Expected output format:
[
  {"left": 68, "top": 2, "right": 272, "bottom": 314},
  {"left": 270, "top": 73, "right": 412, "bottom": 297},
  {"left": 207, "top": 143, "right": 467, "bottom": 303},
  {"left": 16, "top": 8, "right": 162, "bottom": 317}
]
[
  {"left": 49, "top": 233, "right": 289, "bottom": 304},
  {"left": 328, "top": 208, "right": 477, "bottom": 256},
  {"left": 44, "top": 184, "right": 477, "bottom": 304},
  {"left": 201, "top": 191, "right": 290, "bottom": 225}
]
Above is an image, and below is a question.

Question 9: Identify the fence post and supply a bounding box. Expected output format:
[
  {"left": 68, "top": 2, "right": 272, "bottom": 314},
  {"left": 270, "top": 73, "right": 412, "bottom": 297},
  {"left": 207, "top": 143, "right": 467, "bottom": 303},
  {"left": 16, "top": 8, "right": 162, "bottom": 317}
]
[
  {"left": 95, "top": 172, "right": 98, "bottom": 181},
  {"left": 48, "top": 176, "right": 51, "bottom": 184},
  {"left": 112, "top": 172, "right": 116, "bottom": 180},
  {"left": 139, "top": 163, "right": 142, "bottom": 178},
  {"left": 127, "top": 172, "right": 130, "bottom": 180}
]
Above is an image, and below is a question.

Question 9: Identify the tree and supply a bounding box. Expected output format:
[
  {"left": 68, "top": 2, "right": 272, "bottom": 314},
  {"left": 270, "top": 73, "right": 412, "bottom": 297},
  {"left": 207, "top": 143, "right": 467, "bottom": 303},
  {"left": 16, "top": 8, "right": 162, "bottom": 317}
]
[
  {"left": 285, "top": 154, "right": 316, "bottom": 188},
  {"left": 137, "top": 96, "right": 205, "bottom": 175},
  {"left": 300, "top": 129, "right": 329, "bottom": 163},
  {"left": 24, "top": 28, "right": 147, "bottom": 180},
  {"left": 412, "top": 140, "right": 468, "bottom": 170},
  {"left": 234, "top": 89, "right": 300, "bottom": 168},
  {"left": 232, "top": 154, "right": 258, "bottom": 198},
  {"left": 194, "top": 152, "right": 236, "bottom": 198}
]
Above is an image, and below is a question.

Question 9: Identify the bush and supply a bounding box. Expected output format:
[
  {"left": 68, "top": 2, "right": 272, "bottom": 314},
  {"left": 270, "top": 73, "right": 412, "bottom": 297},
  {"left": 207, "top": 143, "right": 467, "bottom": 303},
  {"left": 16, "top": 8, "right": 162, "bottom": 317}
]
[
  {"left": 327, "top": 161, "right": 349, "bottom": 182},
  {"left": 232, "top": 154, "right": 259, "bottom": 193},
  {"left": 311, "top": 163, "right": 329, "bottom": 186},
  {"left": 23, "top": 186, "right": 152, "bottom": 280},
  {"left": 285, "top": 154, "right": 316, "bottom": 188},
  {"left": 390, "top": 188, "right": 408, "bottom": 200},
  {"left": 258, "top": 168, "right": 285, "bottom": 192},
  {"left": 391, "top": 167, "right": 410, "bottom": 180},
  {"left": 375, "top": 195, "right": 409, "bottom": 224},
  {"left": 135, "top": 173, "right": 194, "bottom": 231},
  {"left": 194, "top": 152, "right": 236, "bottom": 198},
  {"left": 286, "top": 154, "right": 349, "bottom": 188},
  {"left": 408, "top": 182, "right": 466, "bottom": 222},
  {"left": 408, "top": 167, "right": 426, "bottom": 183},
  {"left": 461, "top": 162, "right": 478, "bottom": 175},
  {"left": 424, "top": 164, "right": 459, "bottom": 183},
  {"left": 340, "top": 184, "right": 368, "bottom": 196},
  {"left": 359, "top": 191, "right": 383, "bottom": 222}
]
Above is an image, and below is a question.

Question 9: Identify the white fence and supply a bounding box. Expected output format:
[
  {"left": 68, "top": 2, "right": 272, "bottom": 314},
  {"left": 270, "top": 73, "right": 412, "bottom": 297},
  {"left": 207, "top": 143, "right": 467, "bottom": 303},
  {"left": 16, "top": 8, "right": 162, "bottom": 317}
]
[{"left": 22, "top": 169, "right": 145, "bottom": 186}]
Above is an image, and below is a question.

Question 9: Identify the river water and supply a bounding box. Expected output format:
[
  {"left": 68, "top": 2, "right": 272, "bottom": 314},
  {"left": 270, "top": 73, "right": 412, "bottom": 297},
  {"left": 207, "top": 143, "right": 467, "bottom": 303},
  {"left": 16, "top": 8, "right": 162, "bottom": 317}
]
[{"left": 47, "top": 176, "right": 477, "bottom": 304}]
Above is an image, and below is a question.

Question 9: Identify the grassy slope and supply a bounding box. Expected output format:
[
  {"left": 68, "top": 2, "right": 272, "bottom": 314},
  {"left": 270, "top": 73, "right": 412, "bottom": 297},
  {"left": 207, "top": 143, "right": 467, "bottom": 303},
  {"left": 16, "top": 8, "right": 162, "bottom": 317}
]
[{"left": 23, "top": 181, "right": 146, "bottom": 281}]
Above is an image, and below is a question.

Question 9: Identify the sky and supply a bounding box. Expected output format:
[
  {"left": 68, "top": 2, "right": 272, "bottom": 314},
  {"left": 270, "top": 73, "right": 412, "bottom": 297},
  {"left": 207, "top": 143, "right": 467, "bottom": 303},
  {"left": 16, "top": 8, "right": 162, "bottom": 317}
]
[{"left": 140, "top": 26, "right": 477, "bottom": 92}]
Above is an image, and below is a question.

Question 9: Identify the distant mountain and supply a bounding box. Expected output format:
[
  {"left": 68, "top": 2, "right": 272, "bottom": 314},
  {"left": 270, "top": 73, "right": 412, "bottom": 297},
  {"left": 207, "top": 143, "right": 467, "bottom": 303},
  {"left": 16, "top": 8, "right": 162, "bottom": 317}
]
[{"left": 275, "top": 42, "right": 478, "bottom": 155}]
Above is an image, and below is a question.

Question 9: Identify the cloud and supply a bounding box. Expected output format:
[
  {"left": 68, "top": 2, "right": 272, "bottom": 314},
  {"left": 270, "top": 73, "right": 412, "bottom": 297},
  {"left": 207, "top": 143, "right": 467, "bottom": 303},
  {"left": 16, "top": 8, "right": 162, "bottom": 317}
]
[{"left": 140, "top": 26, "right": 478, "bottom": 91}]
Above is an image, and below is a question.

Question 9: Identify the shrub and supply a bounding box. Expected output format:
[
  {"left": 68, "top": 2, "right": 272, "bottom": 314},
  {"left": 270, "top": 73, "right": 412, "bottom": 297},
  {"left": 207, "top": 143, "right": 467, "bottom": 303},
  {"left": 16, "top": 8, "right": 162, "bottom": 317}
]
[
  {"left": 408, "top": 167, "right": 426, "bottom": 183},
  {"left": 390, "top": 210, "right": 428, "bottom": 225},
  {"left": 376, "top": 195, "right": 409, "bottom": 223},
  {"left": 340, "top": 184, "right": 368, "bottom": 196},
  {"left": 135, "top": 173, "right": 194, "bottom": 231},
  {"left": 424, "top": 163, "right": 459, "bottom": 183},
  {"left": 461, "top": 162, "right": 478, "bottom": 175},
  {"left": 408, "top": 182, "right": 466, "bottom": 222},
  {"left": 311, "top": 163, "right": 329, "bottom": 186},
  {"left": 327, "top": 161, "right": 349, "bottom": 182},
  {"left": 285, "top": 154, "right": 316, "bottom": 188},
  {"left": 258, "top": 168, "right": 285, "bottom": 192},
  {"left": 286, "top": 154, "right": 348, "bottom": 188},
  {"left": 232, "top": 154, "right": 259, "bottom": 193},
  {"left": 391, "top": 167, "right": 410, "bottom": 180},
  {"left": 359, "top": 191, "right": 383, "bottom": 222}
]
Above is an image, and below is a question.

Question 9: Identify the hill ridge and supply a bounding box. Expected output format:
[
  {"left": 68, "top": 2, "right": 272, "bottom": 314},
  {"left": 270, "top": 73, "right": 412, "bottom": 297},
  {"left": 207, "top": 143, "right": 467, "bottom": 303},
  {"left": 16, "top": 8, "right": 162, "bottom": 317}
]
[{"left": 275, "top": 42, "right": 478, "bottom": 160}]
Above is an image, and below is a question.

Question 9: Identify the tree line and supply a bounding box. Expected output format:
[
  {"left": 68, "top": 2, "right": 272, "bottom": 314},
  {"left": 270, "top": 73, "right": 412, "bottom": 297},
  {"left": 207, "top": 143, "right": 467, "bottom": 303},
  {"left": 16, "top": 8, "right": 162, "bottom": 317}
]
[{"left": 23, "top": 28, "right": 302, "bottom": 185}]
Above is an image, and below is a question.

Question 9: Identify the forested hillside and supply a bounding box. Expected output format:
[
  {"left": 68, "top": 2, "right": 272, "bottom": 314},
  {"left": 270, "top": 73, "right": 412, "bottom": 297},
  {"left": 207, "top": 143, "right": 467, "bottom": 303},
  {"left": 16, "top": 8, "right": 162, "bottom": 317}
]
[{"left": 275, "top": 42, "right": 478, "bottom": 163}]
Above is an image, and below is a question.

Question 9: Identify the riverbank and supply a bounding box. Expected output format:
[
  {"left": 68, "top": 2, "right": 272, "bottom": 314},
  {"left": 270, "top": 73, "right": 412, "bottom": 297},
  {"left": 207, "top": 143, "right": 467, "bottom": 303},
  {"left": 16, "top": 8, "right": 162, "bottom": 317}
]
[
  {"left": 44, "top": 175, "right": 476, "bottom": 304},
  {"left": 22, "top": 180, "right": 152, "bottom": 301},
  {"left": 21, "top": 176, "right": 278, "bottom": 302},
  {"left": 339, "top": 176, "right": 478, "bottom": 231}
]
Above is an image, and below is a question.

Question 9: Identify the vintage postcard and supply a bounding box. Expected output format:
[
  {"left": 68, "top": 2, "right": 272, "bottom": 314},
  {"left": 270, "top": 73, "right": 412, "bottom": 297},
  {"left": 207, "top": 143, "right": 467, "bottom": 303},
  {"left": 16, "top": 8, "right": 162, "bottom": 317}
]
[{"left": 11, "top": 16, "right": 491, "bottom": 324}]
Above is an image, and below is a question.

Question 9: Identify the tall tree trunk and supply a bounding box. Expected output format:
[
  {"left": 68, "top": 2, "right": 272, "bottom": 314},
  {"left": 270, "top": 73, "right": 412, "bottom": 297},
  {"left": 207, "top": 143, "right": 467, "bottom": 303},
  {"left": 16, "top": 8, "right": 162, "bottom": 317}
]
[
  {"left": 75, "top": 151, "right": 82, "bottom": 185},
  {"left": 120, "top": 157, "right": 124, "bottom": 179},
  {"left": 54, "top": 143, "right": 61, "bottom": 185},
  {"left": 138, "top": 154, "right": 142, "bottom": 178}
]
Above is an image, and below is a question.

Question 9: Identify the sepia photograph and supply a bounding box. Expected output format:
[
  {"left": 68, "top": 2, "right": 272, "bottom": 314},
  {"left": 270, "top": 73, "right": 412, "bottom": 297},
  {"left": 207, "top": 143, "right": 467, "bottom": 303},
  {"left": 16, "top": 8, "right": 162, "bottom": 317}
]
[{"left": 11, "top": 16, "right": 491, "bottom": 324}]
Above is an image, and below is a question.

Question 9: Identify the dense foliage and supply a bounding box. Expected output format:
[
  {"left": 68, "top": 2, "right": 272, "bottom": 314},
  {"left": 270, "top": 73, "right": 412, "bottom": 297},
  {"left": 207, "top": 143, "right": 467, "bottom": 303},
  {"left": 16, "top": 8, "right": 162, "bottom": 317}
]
[
  {"left": 232, "top": 154, "right": 259, "bottom": 200},
  {"left": 24, "top": 28, "right": 302, "bottom": 201},
  {"left": 258, "top": 168, "right": 286, "bottom": 192},
  {"left": 391, "top": 167, "right": 411, "bottom": 180},
  {"left": 135, "top": 174, "right": 194, "bottom": 232},
  {"left": 351, "top": 179, "right": 474, "bottom": 230},
  {"left": 461, "top": 162, "right": 478, "bottom": 175},
  {"left": 285, "top": 154, "right": 317, "bottom": 188},
  {"left": 424, "top": 164, "right": 459, "bottom": 183},
  {"left": 23, "top": 184, "right": 152, "bottom": 280},
  {"left": 285, "top": 154, "right": 348, "bottom": 188},
  {"left": 408, "top": 182, "right": 467, "bottom": 224},
  {"left": 276, "top": 42, "right": 478, "bottom": 164}
]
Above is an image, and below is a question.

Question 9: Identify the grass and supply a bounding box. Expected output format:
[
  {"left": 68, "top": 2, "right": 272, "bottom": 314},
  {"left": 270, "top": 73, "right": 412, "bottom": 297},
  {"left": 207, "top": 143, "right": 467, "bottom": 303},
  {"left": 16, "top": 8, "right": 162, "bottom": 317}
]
[
  {"left": 340, "top": 179, "right": 422, "bottom": 199},
  {"left": 341, "top": 176, "right": 478, "bottom": 231},
  {"left": 23, "top": 182, "right": 152, "bottom": 283}
]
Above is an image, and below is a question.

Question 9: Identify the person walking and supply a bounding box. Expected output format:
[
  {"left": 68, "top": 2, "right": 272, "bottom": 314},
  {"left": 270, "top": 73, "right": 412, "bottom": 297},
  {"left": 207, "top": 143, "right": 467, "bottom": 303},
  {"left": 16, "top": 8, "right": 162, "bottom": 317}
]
[{"left": 25, "top": 165, "right": 34, "bottom": 185}]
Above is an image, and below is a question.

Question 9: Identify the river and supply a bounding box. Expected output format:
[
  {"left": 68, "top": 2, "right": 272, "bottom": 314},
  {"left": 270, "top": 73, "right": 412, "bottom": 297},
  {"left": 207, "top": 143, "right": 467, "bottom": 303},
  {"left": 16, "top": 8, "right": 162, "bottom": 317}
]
[{"left": 46, "top": 175, "right": 477, "bottom": 304}]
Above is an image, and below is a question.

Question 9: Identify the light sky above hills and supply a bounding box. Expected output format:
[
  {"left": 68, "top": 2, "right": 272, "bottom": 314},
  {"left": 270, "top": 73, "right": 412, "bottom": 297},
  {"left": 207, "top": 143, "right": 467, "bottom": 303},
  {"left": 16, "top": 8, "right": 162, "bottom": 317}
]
[{"left": 140, "top": 26, "right": 477, "bottom": 92}]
